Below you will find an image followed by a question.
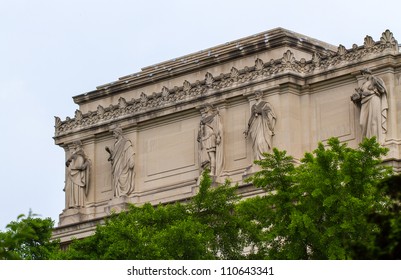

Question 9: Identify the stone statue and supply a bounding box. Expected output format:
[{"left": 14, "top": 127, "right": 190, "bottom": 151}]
[
  {"left": 197, "top": 103, "right": 224, "bottom": 177},
  {"left": 105, "top": 128, "right": 135, "bottom": 197},
  {"left": 351, "top": 68, "right": 388, "bottom": 143},
  {"left": 65, "top": 140, "right": 90, "bottom": 208},
  {"left": 244, "top": 91, "right": 276, "bottom": 160}
]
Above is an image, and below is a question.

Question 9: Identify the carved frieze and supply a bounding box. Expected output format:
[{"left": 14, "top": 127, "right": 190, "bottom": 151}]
[
  {"left": 255, "top": 58, "right": 264, "bottom": 71},
  {"left": 54, "top": 116, "right": 62, "bottom": 128},
  {"left": 282, "top": 50, "right": 296, "bottom": 70},
  {"left": 381, "top": 29, "right": 398, "bottom": 49},
  {"left": 55, "top": 30, "right": 398, "bottom": 137},
  {"left": 364, "top": 35, "right": 375, "bottom": 49},
  {"left": 161, "top": 86, "right": 170, "bottom": 102},
  {"left": 97, "top": 105, "right": 105, "bottom": 118},
  {"left": 118, "top": 97, "right": 127, "bottom": 109},
  {"left": 230, "top": 67, "right": 240, "bottom": 81},
  {"left": 312, "top": 52, "right": 321, "bottom": 69},
  {"left": 183, "top": 80, "right": 192, "bottom": 93},
  {"left": 75, "top": 110, "right": 83, "bottom": 122},
  {"left": 337, "top": 45, "right": 347, "bottom": 56},
  {"left": 205, "top": 72, "right": 214, "bottom": 88}
]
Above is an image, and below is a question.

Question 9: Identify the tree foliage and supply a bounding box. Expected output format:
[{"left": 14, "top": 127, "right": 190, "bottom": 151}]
[
  {"left": 54, "top": 171, "right": 247, "bottom": 260},
  {"left": 241, "top": 137, "right": 393, "bottom": 259},
  {"left": 0, "top": 211, "right": 58, "bottom": 260},
  {"left": 353, "top": 174, "right": 401, "bottom": 259},
  {"left": 54, "top": 203, "right": 212, "bottom": 260},
  {"left": 2, "top": 138, "right": 399, "bottom": 260},
  {"left": 190, "top": 173, "right": 245, "bottom": 259}
]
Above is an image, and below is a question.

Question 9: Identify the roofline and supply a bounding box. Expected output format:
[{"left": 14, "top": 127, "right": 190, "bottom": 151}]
[{"left": 73, "top": 27, "right": 337, "bottom": 105}]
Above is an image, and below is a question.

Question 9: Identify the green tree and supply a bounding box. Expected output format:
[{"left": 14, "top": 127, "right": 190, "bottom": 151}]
[
  {"left": 352, "top": 174, "right": 401, "bottom": 259},
  {"left": 241, "top": 137, "right": 393, "bottom": 259},
  {"left": 3, "top": 138, "right": 396, "bottom": 260},
  {"left": 0, "top": 211, "right": 58, "bottom": 260},
  {"left": 190, "top": 172, "right": 246, "bottom": 259},
  {"left": 54, "top": 202, "right": 213, "bottom": 259},
  {"left": 54, "top": 171, "right": 247, "bottom": 260}
]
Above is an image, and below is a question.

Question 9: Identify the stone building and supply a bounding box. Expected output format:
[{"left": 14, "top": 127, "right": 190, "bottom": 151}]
[{"left": 52, "top": 28, "right": 401, "bottom": 244}]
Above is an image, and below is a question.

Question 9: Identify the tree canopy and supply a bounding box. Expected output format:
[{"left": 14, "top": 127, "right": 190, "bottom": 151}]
[
  {"left": 2, "top": 137, "right": 399, "bottom": 260},
  {"left": 53, "top": 172, "right": 247, "bottom": 260},
  {"left": 0, "top": 211, "right": 58, "bottom": 260},
  {"left": 239, "top": 137, "right": 394, "bottom": 259}
]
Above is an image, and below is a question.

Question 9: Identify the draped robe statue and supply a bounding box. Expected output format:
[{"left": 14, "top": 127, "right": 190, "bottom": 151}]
[
  {"left": 105, "top": 128, "right": 135, "bottom": 197},
  {"left": 351, "top": 68, "right": 388, "bottom": 143},
  {"left": 65, "top": 141, "right": 90, "bottom": 208},
  {"left": 244, "top": 91, "right": 276, "bottom": 161},
  {"left": 197, "top": 104, "right": 224, "bottom": 177}
]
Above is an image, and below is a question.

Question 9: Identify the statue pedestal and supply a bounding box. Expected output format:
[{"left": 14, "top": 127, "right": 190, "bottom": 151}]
[
  {"left": 196, "top": 173, "right": 223, "bottom": 186},
  {"left": 58, "top": 206, "right": 98, "bottom": 226},
  {"left": 59, "top": 208, "right": 81, "bottom": 226},
  {"left": 105, "top": 196, "right": 132, "bottom": 215},
  {"left": 242, "top": 164, "right": 261, "bottom": 180}
]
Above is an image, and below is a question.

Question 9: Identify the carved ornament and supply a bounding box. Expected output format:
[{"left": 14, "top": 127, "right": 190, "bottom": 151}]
[{"left": 55, "top": 30, "right": 398, "bottom": 137}]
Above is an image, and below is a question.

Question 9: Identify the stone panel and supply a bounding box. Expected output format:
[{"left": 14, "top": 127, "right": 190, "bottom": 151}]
[
  {"left": 94, "top": 139, "right": 113, "bottom": 199},
  {"left": 137, "top": 117, "right": 199, "bottom": 190},
  {"left": 224, "top": 102, "right": 251, "bottom": 172},
  {"left": 315, "top": 85, "right": 356, "bottom": 143},
  {"left": 146, "top": 130, "right": 196, "bottom": 176}
]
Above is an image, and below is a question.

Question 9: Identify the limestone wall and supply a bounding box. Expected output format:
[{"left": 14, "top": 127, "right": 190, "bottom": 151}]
[{"left": 53, "top": 28, "right": 401, "bottom": 243}]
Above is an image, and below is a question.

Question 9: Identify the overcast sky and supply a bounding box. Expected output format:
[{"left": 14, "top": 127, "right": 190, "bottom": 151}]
[{"left": 1, "top": 0, "right": 400, "bottom": 230}]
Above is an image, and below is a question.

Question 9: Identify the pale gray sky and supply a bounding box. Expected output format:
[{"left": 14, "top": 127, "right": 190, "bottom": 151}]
[{"left": 1, "top": 0, "right": 400, "bottom": 229}]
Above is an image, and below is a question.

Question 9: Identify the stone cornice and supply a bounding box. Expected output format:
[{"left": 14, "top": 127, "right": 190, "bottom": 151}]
[
  {"left": 55, "top": 29, "right": 399, "bottom": 139},
  {"left": 72, "top": 27, "right": 337, "bottom": 105}
]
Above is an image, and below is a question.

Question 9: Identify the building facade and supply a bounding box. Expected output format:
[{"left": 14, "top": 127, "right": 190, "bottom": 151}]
[{"left": 52, "top": 28, "right": 401, "bottom": 243}]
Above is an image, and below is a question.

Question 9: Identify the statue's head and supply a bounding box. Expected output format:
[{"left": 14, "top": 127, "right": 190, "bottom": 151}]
[
  {"left": 113, "top": 127, "right": 123, "bottom": 137},
  {"left": 361, "top": 68, "right": 372, "bottom": 76},
  {"left": 202, "top": 103, "right": 216, "bottom": 114},
  {"left": 72, "top": 140, "right": 83, "bottom": 151},
  {"left": 254, "top": 90, "right": 264, "bottom": 100}
]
